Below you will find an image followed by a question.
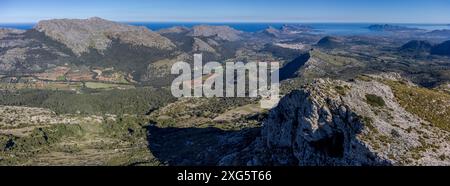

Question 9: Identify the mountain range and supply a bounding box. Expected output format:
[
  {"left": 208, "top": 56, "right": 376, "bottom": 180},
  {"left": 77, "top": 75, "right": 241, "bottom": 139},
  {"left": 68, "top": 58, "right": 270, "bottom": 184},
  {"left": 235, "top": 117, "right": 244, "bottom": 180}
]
[{"left": 0, "top": 17, "right": 449, "bottom": 166}]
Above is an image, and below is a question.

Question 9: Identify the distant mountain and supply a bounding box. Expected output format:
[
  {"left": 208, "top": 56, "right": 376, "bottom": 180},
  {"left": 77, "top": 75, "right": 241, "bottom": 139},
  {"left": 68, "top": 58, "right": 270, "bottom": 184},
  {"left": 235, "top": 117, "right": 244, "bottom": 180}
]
[
  {"left": 260, "top": 26, "right": 282, "bottom": 37},
  {"left": 399, "top": 40, "right": 433, "bottom": 53},
  {"left": 260, "top": 24, "right": 312, "bottom": 38},
  {"left": 35, "top": 17, "right": 175, "bottom": 55},
  {"left": 188, "top": 25, "right": 243, "bottom": 41},
  {"left": 316, "top": 36, "right": 344, "bottom": 48},
  {"left": 0, "top": 17, "right": 181, "bottom": 83},
  {"left": 367, "top": 24, "right": 422, "bottom": 32},
  {"left": 425, "top": 29, "right": 450, "bottom": 37},
  {"left": 280, "top": 24, "right": 313, "bottom": 33},
  {"left": 157, "top": 26, "right": 190, "bottom": 34},
  {"left": 431, "top": 40, "right": 450, "bottom": 56}
]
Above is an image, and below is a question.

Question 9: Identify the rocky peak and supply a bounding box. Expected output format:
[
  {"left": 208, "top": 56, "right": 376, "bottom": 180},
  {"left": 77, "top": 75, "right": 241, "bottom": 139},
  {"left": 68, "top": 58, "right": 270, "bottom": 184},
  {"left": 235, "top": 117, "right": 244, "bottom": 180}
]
[
  {"left": 189, "top": 25, "right": 243, "bottom": 41},
  {"left": 192, "top": 38, "right": 216, "bottom": 53},
  {"left": 34, "top": 17, "right": 175, "bottom": 55},
  {"left": 221, "top": 75, "right": 450, "bottom": 166},
  {"left": 261, "top": 26, "right": 282, "bottom": 37}
]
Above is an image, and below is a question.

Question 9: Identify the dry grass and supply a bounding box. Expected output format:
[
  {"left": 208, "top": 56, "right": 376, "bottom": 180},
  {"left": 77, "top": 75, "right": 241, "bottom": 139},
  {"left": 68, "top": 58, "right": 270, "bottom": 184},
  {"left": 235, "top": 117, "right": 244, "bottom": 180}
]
[{"left": 385, "top": 80, "right": 450, "bottom": 132}]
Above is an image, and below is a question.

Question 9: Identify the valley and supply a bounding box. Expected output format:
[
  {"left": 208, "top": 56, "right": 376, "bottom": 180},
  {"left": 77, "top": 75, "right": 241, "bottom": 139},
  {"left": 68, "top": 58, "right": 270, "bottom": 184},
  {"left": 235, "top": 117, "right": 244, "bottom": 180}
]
[{"left": 0, "top": 18, "right": 449, "bottom": 166}]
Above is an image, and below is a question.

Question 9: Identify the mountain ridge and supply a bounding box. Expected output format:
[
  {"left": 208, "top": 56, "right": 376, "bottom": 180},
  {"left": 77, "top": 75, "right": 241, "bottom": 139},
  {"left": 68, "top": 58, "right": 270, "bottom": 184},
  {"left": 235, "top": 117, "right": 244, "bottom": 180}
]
[{"left": 34, "top": 17, "right": 175, "bottom": 55}]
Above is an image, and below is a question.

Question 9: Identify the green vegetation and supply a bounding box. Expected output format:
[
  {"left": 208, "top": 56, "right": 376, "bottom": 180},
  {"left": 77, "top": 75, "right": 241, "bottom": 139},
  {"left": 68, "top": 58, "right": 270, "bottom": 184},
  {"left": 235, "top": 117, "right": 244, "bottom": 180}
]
[
  {"left": 356, "top": 75, "right": 373, "bottom": 82},
  {"left": 0, "top": 82, "right": 83, "bottom": 91},
  {"left": 311, "top": 50, "right": 358, "bottom": 66},
  {"left": 1, "top": 124, "right": 84, "bottom": 152},
  {"left": 84, "top": 82, "right": 134, "bottom": 90},
  {"left": 57, "top": 75, "right": 66, "bottom": 81},
  {"left": 409, "top": 137, "right": 440, "bottom": 160},
  {"left": 361, "top": 116, "right": 378, "bottom": 133},
  {"left": 335, "top": 85, "right": 350, "bottom": 96},
  {"left": 0, "top": 124, "right": 85, "bottom": 165},
  {"left": 0, "top": 115, "right": 158, "bottom": 166},
  {"left": 0, "top": 87, "right": 176, "bottom": 115},
  {"left": 365, "top": 94, "right": 386, "bottom": 107},
  {"left": 385, "top": 80, "right": 450, "bottom": 132}
]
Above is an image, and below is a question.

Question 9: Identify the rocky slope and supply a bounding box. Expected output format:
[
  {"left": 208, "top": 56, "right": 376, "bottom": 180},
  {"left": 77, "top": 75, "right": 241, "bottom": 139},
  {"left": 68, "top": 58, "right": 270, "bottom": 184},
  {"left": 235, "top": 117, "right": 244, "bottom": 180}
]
[
  {"left": 188, "top": 25, "right": 243, "bottom": 41},
  {"left": 220, "top": 74, "right": 450, "bottom": 166},
  {"left": 261, "top": 26, "right": 283, "bottom": 38},
  {"left": 35, "top": 17, "right": 175, "bottom": 55},
  {"left": 0, "top": 28, "right": 25, "bottom": 39},
  {"left": 192, "top": 38, "right": 217, "bottom": 53}
]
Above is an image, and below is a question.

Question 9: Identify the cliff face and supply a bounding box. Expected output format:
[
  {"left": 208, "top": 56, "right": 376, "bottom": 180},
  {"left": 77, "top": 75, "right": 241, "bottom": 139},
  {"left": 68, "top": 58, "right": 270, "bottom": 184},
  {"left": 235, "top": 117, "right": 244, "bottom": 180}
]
[
  {"left": 262, "top": 86, "right": 388, "bottom": 166},
  {"left": 221, "top": 74, "right": 450, "bottom": 166}
]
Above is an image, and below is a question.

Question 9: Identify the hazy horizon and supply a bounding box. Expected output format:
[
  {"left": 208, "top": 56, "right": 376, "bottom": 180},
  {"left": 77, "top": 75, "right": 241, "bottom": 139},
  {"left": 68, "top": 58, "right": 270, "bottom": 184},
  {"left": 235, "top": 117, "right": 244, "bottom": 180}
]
[
  {"left": 1, "top": 0, "right": 450, "bottom": 24},
  {"left": 1, "top": 19, "right": 450, "bottom": 25}
]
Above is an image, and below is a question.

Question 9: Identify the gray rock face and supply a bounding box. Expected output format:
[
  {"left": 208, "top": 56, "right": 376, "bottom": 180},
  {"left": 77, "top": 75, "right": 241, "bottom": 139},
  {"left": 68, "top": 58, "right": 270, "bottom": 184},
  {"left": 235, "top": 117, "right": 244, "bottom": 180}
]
[
  {"left": 34, "top": 17, "right": 175, "bottom": 55},
  {"left": 262, "top": 26, "right": 282, "bottom": 38},
  {"left": 189, "top": 25, "right": 242, "bottom": 41},
  {"left": 221, "top": 76, "right": 450, "bottom": 166},
  {"left": 193, "top": 38, "right": 216, "bottom": 52},
  {"left": 261, "top": 82, "right": 389, "bottom": 166},
  {"left": 0, "top": 28, "right": 25, "bottom": 39},
  {"left": 0, "top": 47, "right": 27, "bottom": 72}
]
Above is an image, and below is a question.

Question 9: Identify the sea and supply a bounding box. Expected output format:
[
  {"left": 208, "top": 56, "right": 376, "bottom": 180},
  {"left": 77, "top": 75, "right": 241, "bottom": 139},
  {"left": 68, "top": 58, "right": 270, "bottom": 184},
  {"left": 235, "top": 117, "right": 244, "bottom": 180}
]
[{"left": 1, "top": 22, "right": 449, "bottom": 36}]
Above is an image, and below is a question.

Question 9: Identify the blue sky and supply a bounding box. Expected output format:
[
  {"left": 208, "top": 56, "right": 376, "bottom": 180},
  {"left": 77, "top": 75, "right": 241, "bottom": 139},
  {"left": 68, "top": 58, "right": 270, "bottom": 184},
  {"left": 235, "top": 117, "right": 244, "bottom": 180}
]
[{"left": 1, "top": 0, "right": 450, "bottom": 23}]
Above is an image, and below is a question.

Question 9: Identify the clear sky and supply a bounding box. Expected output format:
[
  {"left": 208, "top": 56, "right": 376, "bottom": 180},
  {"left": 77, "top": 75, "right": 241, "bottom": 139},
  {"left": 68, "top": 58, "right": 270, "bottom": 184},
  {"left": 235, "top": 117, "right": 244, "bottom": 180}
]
[{"left": 1, "top": 0, "right": 450, "bottom": 23}]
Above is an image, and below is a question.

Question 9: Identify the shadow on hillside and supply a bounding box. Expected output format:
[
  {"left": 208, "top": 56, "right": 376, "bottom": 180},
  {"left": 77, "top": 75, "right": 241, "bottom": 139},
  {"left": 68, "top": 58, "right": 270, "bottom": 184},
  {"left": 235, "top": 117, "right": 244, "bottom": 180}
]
[{"left": 146, "top": 126, "right": 260, "bottom": 166}]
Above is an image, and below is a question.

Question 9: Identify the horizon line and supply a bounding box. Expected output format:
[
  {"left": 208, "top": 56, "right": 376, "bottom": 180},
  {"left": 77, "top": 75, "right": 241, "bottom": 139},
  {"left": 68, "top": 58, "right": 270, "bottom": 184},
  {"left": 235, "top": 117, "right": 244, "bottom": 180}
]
[{"left": 0, "top": 20, "right": 449, "bottom": 25}]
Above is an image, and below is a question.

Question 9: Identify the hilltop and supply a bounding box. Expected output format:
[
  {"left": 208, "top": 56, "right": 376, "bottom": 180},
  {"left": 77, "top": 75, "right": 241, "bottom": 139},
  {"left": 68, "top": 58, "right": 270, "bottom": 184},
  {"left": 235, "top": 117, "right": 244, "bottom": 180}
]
[
  {"left": 400, "top": 40, "right": 433, "bottom": 53},
  {"left": 35, "top": 17, "right": 175, "bottom": 55},
  {"left": 188, "top": 25, "right": 243, "bottom": 41},
  {"left": 220, "top": 74, "right": 450, "bottom": 166}
]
